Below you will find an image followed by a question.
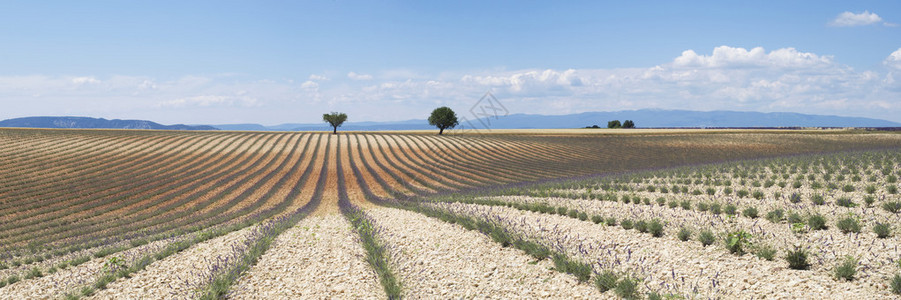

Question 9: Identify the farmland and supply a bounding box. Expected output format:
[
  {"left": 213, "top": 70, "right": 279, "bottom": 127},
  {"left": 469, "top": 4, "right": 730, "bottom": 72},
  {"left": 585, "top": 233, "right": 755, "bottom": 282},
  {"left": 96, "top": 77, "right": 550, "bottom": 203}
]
[{"left": 1, "top": 128, "right": 900, "bottom": 299}]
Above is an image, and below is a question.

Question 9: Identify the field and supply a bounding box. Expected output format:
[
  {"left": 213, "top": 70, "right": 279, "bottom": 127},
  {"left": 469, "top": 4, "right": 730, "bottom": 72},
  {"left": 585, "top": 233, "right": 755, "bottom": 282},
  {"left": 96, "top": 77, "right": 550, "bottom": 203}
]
[{"left": 1, "top": 128, "right": 900, "bottom": 299}]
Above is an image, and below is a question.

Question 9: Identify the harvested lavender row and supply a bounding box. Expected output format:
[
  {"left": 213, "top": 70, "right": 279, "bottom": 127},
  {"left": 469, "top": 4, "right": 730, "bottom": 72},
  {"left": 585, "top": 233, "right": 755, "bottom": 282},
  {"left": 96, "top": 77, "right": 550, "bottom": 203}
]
[
  {"left": 228, "top": 214, "right": 385, "bottom": 299},
  {"left": 368, "top": 206, "right": 605, "bottom": 299},
  {"left": 433, "top": 201, "right": 889, "bottom": 298}
]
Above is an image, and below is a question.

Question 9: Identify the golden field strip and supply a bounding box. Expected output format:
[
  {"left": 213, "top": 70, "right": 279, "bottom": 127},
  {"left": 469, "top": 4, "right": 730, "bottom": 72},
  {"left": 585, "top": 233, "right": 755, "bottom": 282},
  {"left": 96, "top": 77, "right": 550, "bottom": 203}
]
[{"left": 0, "top": 128, "right": 900, "bottom": 299}]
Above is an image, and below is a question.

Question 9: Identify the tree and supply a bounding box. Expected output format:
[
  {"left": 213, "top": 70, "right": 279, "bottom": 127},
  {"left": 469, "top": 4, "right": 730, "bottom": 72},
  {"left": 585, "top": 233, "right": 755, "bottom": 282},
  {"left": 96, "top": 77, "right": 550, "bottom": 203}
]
[
  {"left": 323, "top": 112, "right": 347, "bottom": 134},
  {"left": 428, "top": 106, "right": 459, "bottom": 135},
  {"left": 623, "top": 120, "right": 635, "bottom": 128},
  {"left": 607, "top": 120, "right": 622, "bottom": 129}
]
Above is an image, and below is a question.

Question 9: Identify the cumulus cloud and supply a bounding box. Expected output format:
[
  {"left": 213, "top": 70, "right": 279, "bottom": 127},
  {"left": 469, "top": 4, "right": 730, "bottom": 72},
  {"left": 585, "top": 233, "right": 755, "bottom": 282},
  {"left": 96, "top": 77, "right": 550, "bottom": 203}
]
[
  {"left": 829, "top": 11, "right": 883, "bottom": 27},
  {"left": 671, "top": 46, "right": 832, "bottom": 69},
  {"left": 347, "top": 71, "right": 373, "bottom": 80},
  {"left": 885, "top": 48, "right": 901, "bottom": 70},
  {"left": 308, "top": 74, "right": 328, "bottom": 81},
  {"left": 71, "top": 77, "right": 101, "bottom": 85}
]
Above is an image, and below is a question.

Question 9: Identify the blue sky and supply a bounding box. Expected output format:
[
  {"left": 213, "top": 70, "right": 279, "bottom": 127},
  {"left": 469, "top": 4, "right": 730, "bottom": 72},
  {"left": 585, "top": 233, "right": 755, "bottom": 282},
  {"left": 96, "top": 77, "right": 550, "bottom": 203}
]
[{"left": 1, "top": 1, "right": 900, "bottom": 124}]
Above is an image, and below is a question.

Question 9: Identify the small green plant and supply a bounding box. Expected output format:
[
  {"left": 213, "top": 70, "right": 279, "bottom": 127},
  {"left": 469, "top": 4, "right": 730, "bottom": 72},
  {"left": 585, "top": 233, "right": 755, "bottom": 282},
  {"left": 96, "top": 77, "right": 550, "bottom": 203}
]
[
  {"left": 667, "top": 200, "right": 678, "bottom": 209},
  {"left": 677, "top": 227, "right": 692, "bottom": 241},
  {"left": 754, "top": 244, "right": 777, "bottom": 261},
  {"left": 811, "top": 194, "right": 825, "bottom": 205},
  {"left": 24, "top": 267, "right": 43, "bottom": 279},
  {"left": 551, "top": 254, "right": 592, "bottom": 282},
  {"left": 621, "top": 219, "right": 634, "bottom": 230},
  {"left": 591, "top": 215, "right": 603, "bottom": 224},
  {"left": 842, "top": 184, "right": 855, "bottom": 192},
  {"left": 765, "top": 209, "right": 784, "bottom": 223},
  {"left": 892, "top": 273, "right": 901, "bottom": 295},
  {"left": 655, "top": 197, "right": 666, "bottom": 206},
  {"left": 696, "top": 202, "right": 709, "bottom": 212},
  {"left": 833, "top": 256, "right": 858, "bottom": 281},
  {"left": 699, "top": 230, "right": 715, "bottom": 246},
  {"left": 787, "top": 212, "right": 803, "bottom": 224},
  {"left": 615, "top": 276, "right": 641, "bottom": 300},
  {"left": 865, "top": 185, "right": 877, "bottom": 194},
  {"left": 724, "top": 204, "right": 737, "bottom": 216},
  {"left": 785, "top": 246, "right": 811, "bottom": 270},
  {"left": 883, "top": 201, "right": 901, "bottom": 214},
  {"left": 680, "top": 200, "right": 691, "bottom": 210},
  {"left": 835, "top": 197, "right": 855, "bottom": 208},
  {"left": 648, "top": 219, "right": 664, "bottom": 237},
  {"left": 874, "top": 222, "right": 892, "bottom": 238},
  {"left": 808, "top": 214, "right": 828, "bottom": 231},
  {"left": 605, "top": 217, "right": 617, "bottom": 226},
  {"left": 595, "top": 270, "right": 619, "bottom": 292},
  {"left": 836, "top": 216, "right": 861, "bottom": 234},
  {"left": 742, "top": 207, "right": 759, "bottom": 219},
  {"left": 709, "top": 203, "right": 722, "bottom": 215},
  {"left": 635, "top": 220, "right": 648, "bottom": 233},
  {"left": 557, "top": 206, "right": 568, "bottom": 216},
  {"left": 752, "top": 190, "right": 765, "bottom": 200},
  {"left": 737, "top": 189, "right": 749, "bottom": 198},
  {"left": 725, "top": 230, "right": 752, "bottom": 255},
  {"left": 889, "top": 185, "right": 899, "bottom": 194},
  {"left": 7, "top": 274, "right": 20, "bottom": 284},
  {"left": 864, "top": 195, "right": 875, "bottom": 207},
  {"left": 789, "top": 193, "right": 802, "bottom": 203}
]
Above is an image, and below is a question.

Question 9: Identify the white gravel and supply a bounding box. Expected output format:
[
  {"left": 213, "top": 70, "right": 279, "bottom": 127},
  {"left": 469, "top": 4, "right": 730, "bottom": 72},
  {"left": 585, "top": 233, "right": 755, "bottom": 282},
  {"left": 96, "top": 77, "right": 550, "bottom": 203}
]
[
  {"left": 228, "top": 214, "right": 385, "bottom": 299},
  {"left": 368, "top": 206, "right": 607, "bottom": 299}
]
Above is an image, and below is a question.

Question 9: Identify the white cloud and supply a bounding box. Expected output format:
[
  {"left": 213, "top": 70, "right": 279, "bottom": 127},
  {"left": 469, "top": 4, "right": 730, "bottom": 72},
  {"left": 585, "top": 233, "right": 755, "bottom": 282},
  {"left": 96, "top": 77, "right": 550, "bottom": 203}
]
[
  {"left": 71, "top": 77, "right": 101, "bottom": 85},
  {"left": 671, "top": 46, "right": 832, "bottom": 69},
  {"left": 829, "top": 11, "right": 883, "bottom": 27},
  {"left": 347, "top": 71, "right": 373, "bottom": 80},
  {"left": 300, "top": 80, "right": 319, "bottom": 89},
  {"left": 885, "top": 48, "right": 901, "bottom": 70},
  {"left": 308, "top": 74, "right": 328, "bottom": 81},
  {"left": 158, "top": 95, "right": 260, "bottom": 108}
]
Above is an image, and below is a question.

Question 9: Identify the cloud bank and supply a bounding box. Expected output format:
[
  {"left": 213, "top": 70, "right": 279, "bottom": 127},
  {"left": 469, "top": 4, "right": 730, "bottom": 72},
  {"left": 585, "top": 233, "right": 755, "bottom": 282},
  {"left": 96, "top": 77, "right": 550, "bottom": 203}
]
[{"left": 1, "top": 46, "right": 900, "bottom": 124}]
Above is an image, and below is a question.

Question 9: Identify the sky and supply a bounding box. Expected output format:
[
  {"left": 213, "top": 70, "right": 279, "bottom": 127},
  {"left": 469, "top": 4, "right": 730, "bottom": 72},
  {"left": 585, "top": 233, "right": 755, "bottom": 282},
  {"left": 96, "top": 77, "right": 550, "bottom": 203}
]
[{"left": 1, "top": 0, "right": 900, "bottom": 125}]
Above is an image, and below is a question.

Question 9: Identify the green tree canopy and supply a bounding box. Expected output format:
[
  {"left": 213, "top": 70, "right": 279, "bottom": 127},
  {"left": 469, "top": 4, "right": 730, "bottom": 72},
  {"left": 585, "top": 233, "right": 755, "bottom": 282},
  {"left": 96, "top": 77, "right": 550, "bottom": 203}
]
[
  {"left": 623, "top": 120, "right": 635, "bottom": 128},
  {"left": 428, "top": 106, "right": 459, "bottom": 135},
  {"left": 607, "top": 120, "right": 622, "bottom": 129},
  {"left": 323, "top": 112, "right": 347, "bottom": 134}
]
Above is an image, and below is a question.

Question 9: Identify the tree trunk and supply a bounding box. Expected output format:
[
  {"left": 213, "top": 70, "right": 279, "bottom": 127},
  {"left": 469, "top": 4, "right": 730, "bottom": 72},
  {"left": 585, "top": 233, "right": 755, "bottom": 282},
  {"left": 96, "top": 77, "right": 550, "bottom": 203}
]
[
  {"left": 333, "top": 126, "right": 337, "bottom": 134},
  {"left": 438, "top": 127, "right": 444, "bottom": 135}
]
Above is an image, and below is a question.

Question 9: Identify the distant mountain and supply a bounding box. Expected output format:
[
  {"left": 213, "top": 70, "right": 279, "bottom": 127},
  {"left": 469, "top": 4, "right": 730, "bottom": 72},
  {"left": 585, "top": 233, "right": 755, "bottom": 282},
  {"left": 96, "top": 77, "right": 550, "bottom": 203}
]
[
  {"left": 214, "top": 109, "right": 901, "bottom": 131},
  {"left": 0, "top": 116, "right": 217, "bottom": 130}
]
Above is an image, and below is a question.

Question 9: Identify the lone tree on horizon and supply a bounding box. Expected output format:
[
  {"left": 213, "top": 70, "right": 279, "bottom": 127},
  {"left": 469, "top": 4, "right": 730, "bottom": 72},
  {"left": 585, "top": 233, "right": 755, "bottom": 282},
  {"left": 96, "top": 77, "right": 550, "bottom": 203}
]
[
  {"left": 323, "top": 112, "right": 347, "bottom": 134},
  {"left": 428, "top": 106, "right": 459, "bottom": 135}
]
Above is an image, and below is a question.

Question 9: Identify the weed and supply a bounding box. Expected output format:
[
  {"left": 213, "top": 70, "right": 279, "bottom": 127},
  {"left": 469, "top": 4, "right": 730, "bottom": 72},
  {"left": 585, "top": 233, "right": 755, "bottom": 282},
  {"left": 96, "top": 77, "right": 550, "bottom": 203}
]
[{"left": 725, "top": 230, "right": 752, "bottom": 255}]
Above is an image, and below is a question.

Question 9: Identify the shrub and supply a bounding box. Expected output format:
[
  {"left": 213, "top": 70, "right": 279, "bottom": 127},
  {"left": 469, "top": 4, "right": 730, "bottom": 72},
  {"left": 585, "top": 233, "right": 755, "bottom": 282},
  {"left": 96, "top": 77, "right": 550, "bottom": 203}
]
[
  {"left": 835, "top": 197, "right": 855, "bottom": 208},
  {"left": 556, "top": 206, "right": 568, "bottom": 216},
  {"left": 605, "top": 217, "right": 617, "bottom": 226},
  {"left": 890, "top": 185, "right": 899, "bottom": 194},
  {"left": 7, "top": 274, "right": 19, "bottom": 284},
  {"left": 883, "top": 201, "right": 901, "bottom": 214},
  {"left": 836, "top": 217, "right": 860, "bottom": 234},
  {"left": 551, "top": 254, "right": 592, "bottom": 282},
  {"left": 709, "top": 203, "right": 722, "bottom": 215},
  {"left": 635, "top": 220, "right": 648, "bottom": 233},
  {"left": 787, "top": 212, "right": 804, "bottom": 224},
  {"left": 578, "top": 211, "right": 589, "bottom": 221},
  {"left": 785, "top": 247, "right": 811, "bottom": 270},
  {"left": 567, "top": 209, "right": 579, "bottom": 218},
  {"left": 615, "top": 277, "right": 641, "bottom": 299},
  {"left": 706, "top": 187, "right": 716, "bottom": 195},
  {"left": 864, "top": 196, "right": 875, "bottom": 207},
  {"left": 680, "top": 200, "right": 691, "bottom": 210},
  {"left": 752, "top": 190, "right": 765, "bottom": 200},
  {"left": 648, "top": 219, "right": 664, "bottom": 237},
  {"left": 811, "top": 194, "right": 825, "bottom": 205},
  {"left": 808, "top": 214, "right": 828, "bottom": 230},
  {"left": 842, "top": 184, "right": 855, "bottom": 192},
  {"left": 724, "top": 204, "right": 737, "bottom": 216},
  {"left": 833, "top": 256, "right": 858, "bottom": 281},
  {"left": 698, "top": 230, "right": 715, "bottom": 246},
  {"left": 591, "top": 215, "right": 603, "bottom": 224},
  {"left": 696, "top": 202, "right": 709, "bottom": 212},
  {"left": 742, "top": 207, "right": 759, "bottom": 219},
  {"left": 789, "top": 193, "right": 802, "bottom": 203},
  {"left": 866, "top": 185, "right": 877, "bottom": 194},
  {"left": 24, "top": 267, "right": 42, "bottom": 279},
  {"left": 792, "top": 181, "right": 802, "bottom": 189},
  {"left": 737, "top": 190, "right": 749, "bottom": 198},
  {"left": 754, "top": 244, "right": 777, "bottom": 261},
  {"left": 595, "top": 270, "right": 618, "bottom": 292},
  {"left": 632, "top": 197, "right": 641, "bottom": 205},
  {"left": 765, "top": 209, "right": 784, "bottom": 223},
  {"left": 874, "top": 222, "right": 892, "bottom": 238},
  {"left": 724, "top": 187, "right": 733, "bottom": 195},
  {"left": 677, "top": 227, "right": 692, "bottom": 241},
  {"left": 655, "top": 197, "right": 666, "bottom": 206},
  {"left": 667, "top": 201, "right": 678, "bottom": 209},
  {"left": 621, "top": 219, "right": 634, "bottom": 230}
]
